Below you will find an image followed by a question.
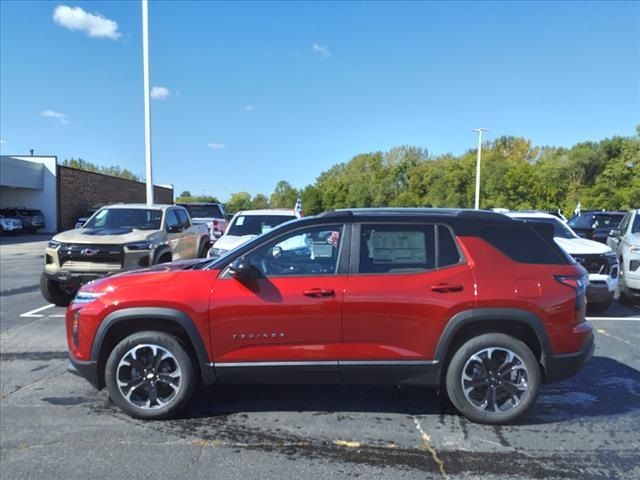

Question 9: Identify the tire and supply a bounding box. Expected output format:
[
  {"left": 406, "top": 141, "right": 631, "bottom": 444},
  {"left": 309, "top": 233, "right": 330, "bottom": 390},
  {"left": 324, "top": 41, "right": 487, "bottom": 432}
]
[
  {"left": 197, "top": 239, "right": 210, "bottom": 258},
  {"left": 445, "top": 333, "right": 541, "bottom": 425},
  {"left": 105, "top": 331, "right": 196, "bottom": 420},
  {"left": 588, "top": 299, "right": 612, "bottom": 314},
  {"left": 40, "top": 273, "right": 75, "bottom": 307}
]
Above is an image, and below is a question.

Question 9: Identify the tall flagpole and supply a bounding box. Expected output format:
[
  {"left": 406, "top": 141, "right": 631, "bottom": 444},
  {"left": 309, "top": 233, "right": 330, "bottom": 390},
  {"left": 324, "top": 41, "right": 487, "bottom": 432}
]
[
  {"left": 142, "top": 0, "right": 154, "bottom": 205},
  {"left": 472, "top": 128, "right": 489, "bottom": 210}
]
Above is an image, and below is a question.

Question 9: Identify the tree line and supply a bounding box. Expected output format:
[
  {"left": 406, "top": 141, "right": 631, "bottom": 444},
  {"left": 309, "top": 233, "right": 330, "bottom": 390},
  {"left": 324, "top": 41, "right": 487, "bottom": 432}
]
[{"left": 212, "top": 130, "right": 639, "bottom": 216}]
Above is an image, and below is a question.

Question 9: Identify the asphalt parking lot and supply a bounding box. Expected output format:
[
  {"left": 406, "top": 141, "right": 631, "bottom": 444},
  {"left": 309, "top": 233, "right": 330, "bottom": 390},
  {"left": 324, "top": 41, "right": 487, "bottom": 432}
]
[{"left": 1, "top": 235, "right": 639, "bottom": 479}]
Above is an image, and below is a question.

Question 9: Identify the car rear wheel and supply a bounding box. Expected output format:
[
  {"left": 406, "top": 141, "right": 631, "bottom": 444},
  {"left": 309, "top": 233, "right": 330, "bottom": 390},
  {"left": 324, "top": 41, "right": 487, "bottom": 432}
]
[
  {"left": 445, "top": 333, "right": 541, "bottom": 424},
  {"left": 105, "top": 331, "right": 196, "bottom": 419},
  {"left": 39, "top": 273, "right": 75, "bottom": 306}
]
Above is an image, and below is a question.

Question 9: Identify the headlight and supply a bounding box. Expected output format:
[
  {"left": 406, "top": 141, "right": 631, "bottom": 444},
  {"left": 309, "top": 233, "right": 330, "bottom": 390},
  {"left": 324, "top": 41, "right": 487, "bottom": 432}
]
[
  {"left": 72, "top": 291, "right": 105, "bottom": 304},
  {"left": 208, "top": 247, "right": 228, "bottom": 258},
  {"left": 630, "top": 246, "right": 640, "bottom": 254},
  {"left": 48, "top": 240, "right": 61, "bottom": 248},
  {"left": 125, "top": 241, "right": 152, "bottom": 251}
]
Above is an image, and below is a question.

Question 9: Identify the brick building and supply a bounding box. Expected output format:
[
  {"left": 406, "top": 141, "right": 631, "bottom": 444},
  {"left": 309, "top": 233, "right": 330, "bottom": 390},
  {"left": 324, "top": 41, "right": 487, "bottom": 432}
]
[{"left": 1, "top": 155, "right": 173, "bottom": 233}]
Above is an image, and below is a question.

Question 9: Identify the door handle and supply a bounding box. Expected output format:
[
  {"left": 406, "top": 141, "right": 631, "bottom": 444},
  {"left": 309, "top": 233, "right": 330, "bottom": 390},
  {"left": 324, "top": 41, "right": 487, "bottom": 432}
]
[
  {"left": 430, "top": 283, "right": 464, "bottom": 293},
  {"left": 303, "top": 288, "right": 335, "bottom": 298}
]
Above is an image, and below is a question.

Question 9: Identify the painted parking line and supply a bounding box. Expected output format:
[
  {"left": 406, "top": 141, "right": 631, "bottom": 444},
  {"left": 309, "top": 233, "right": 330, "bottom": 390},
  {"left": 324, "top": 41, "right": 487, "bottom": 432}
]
[
  {"left": 586, "top": 316, "right": 640, "bottom": 321},
  {"left": 19, "top": 304, "right": 55, "bottom": 318},
  {"left": 50, "top": 314, "right": 66, "bottom": 318}
]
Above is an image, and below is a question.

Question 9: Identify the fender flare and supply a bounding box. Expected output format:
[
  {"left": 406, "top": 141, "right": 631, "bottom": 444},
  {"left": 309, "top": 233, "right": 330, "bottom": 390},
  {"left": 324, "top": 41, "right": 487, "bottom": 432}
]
[
  {"left": 434, "top": 308, "right": 553, "bottom": 366},
  {"left": 153, "top": 246, "right": 173, "bottom": 264},
  {"left": 90, "top": 307, "right": 216, "bottom": 385}
]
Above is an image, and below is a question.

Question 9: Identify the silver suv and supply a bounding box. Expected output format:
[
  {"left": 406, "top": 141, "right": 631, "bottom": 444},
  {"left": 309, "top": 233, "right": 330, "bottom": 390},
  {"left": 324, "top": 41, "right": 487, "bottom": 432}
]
[{"left": 41, "top": 204, "right": 210, "bottom": 306}]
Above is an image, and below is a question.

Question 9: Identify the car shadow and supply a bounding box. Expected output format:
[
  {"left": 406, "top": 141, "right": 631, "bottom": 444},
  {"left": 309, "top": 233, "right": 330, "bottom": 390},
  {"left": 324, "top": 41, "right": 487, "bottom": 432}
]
[{"left": 172, "top": 355, "right": 639, "bottom": 425}]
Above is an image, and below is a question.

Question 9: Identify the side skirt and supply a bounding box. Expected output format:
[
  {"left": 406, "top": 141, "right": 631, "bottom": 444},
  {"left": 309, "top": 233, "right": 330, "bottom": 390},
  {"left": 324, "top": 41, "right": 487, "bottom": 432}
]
[{"left": 210, "top": 360, "right": 439, "bottom": 386}]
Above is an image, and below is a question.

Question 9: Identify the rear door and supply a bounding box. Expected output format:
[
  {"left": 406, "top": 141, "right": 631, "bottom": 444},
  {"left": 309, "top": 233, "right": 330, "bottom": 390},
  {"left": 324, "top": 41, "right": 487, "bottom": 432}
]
[
  {"left": 340, "top": 222, "right": 475, "bottom": 384},
  {"left": 176, "top": 208, "right": 198, "bottom": 258}
]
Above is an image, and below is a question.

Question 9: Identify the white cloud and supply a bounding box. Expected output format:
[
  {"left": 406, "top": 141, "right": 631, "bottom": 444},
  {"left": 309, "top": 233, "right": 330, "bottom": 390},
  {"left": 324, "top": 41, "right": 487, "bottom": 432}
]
[
  {"left": 243, "top": 104, "right": 255, "bottom": 112},
  {"left": 53, "top": 5, "right": 121, "bottom": 40},
  {"left": 312, "top": 43, "right": 331, "bottom": 58},
  {"left": 41, "top": 109, "right": 70, "bottom": 125},
  {"left": 150, "top": 86, "right": 170, "bottom": 100},
  {"left": 0, "top": 139, "right": 5, "bottom": 144},
  {"left": 207, "top": 143, "right": 224, "bottom": 150}
]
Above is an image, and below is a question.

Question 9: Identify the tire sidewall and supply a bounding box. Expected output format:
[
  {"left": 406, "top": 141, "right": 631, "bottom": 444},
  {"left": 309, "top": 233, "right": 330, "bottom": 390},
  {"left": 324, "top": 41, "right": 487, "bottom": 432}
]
[
  {"left": 105, "top": 331, "right": 196, "bottom": 420},
  {"left": 445, "top": 333, "right": 541, "bottom": 425}
]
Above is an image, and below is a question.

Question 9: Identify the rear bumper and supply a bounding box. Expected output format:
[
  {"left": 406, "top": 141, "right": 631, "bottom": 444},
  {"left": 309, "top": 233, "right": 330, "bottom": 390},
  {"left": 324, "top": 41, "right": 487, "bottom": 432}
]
[
  {"left": 67, "top": 356, "right": 100, "bottom": 389},
  {"left": 543, "top": 328, "right": 594, "bottom": 383},
  {"left": 586, "top": 282, "right": 615, "bottom": 304}
]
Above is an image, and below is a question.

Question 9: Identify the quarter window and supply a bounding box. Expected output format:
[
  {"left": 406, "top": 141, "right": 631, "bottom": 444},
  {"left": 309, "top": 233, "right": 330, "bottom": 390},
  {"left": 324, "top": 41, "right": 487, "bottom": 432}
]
[
  {"left": 359, "top": 224, "right": 435, "bottom": 273},
  {"left": 243, "top": 225, "right": 343, "bottom": 277},
  {"left": 438, "top": 226, "right": 461, "bottom": 267}
]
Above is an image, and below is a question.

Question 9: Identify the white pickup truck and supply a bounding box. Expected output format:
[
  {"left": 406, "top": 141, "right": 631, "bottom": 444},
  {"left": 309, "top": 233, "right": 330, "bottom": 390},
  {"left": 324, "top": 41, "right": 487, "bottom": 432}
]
[{"left": 41, "top": 204, "right": 210, "bottom": 306}]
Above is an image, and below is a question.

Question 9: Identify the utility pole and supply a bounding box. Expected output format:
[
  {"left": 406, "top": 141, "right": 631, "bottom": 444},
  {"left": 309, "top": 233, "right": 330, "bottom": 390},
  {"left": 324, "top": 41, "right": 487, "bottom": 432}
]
[
  {"left": 472, "top": 128, "right": 489, "bottom": 210},
  {"left": 142, "top": 0, "right": 153, "bottom": 205}
]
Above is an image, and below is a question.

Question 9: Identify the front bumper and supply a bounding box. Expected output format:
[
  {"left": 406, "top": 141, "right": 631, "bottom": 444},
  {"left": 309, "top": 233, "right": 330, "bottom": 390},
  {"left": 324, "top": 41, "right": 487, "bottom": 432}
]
[
  {"left": 44, "top": 270, "right": 109, "bottom": 286},
  {"left": 67, "top": 356, "right": 100, "bottom": 389},
  {"left": 544, "top": 327, "right": 595, "bottom": 383},
  {"left": 1, "top": 225, "right": 22, "bottom": 231}
]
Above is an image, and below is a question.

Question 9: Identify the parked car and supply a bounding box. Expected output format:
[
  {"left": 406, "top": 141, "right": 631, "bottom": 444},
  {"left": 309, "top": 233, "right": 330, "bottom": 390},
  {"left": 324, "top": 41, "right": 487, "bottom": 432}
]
[
  {"left": 177, "top": 202, "right": 228, "bottom": 242},
  {"left": 568, "top": 211, "right": 625, "bottom": 243},
  {"left": 0, "top": 214, "right": 23, "bottom": 234},
  {"left": 42, "top": 204, "right": 210, "bottom": 307},
  {"left": 607, "top": 209, "right": 640, "bottom": 304},
  {"left": 74, "top": 206, "right": 101, "bottom": 229},
  {"left": 507, "top": 212, "right": 618, "bottom": 312},
  {"left": 0, "top": 207, "right": 45, "bottom": 233},
  {"left": 207, "top": 209, "right": 297, "bottom": 259},
  {"left": 66, "top": 208, "right": 593, "bottom": 424}
]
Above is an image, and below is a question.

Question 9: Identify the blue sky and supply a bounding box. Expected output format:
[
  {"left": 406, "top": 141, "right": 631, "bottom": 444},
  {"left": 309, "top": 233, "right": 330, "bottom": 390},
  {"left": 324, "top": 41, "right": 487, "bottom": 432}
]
[{"left": 1, "top": 1, "right": 638, "bottom": 201}]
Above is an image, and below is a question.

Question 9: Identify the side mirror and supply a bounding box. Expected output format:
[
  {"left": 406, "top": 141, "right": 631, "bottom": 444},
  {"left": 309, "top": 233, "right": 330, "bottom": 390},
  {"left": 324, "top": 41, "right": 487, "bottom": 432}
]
[
  {"left": 609, "top": 228, "right": 621, "bottom": 237},
  {"left": 228, "top": 258, "right": 256, "bottom": 279},
  {"left": 167, "top": 225, "right": 183, "bottom": 233}
]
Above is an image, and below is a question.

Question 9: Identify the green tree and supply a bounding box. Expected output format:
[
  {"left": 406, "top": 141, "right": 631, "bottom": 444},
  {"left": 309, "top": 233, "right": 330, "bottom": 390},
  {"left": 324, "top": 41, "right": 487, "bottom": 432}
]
[
  {"left": 251, "top": 193, "right": 270, "bottom": 210},
  {"left": 227, "top": 192, "right": 253, "bottom": 213},
  {"left": 270, "top": 180, "right": 299, "bottom": 208}
]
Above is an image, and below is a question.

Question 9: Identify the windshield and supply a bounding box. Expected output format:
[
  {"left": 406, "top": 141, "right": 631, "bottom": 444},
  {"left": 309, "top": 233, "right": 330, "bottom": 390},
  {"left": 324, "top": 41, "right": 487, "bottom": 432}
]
[
  {"left": 181, "top": 204, "right": 223, "bottom": 218},
  {"left": 227, "top": 214, "right": 296, "bottom": 236},
  {"left": 85, "top": 208, "right": 163, "bottom": 230},
  {"left": 519, "top": 217, "right": 577, "bottom": 239}
]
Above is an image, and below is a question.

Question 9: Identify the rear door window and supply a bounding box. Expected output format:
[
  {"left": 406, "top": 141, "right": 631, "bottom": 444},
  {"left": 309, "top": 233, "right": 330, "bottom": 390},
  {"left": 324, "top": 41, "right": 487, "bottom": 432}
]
[{"left": 358, "top": 224, "right": 435, "bottom": 273}]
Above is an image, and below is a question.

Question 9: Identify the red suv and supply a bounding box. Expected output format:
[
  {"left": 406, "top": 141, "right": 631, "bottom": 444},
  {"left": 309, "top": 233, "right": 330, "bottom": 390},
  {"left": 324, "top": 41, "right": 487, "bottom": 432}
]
[{"left": 66, "top": 209, "right": 594, "bottom": 424}]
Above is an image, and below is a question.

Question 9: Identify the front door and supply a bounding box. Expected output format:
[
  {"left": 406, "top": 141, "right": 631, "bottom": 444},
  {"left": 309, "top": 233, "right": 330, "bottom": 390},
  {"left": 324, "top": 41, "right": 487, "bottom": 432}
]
[
  {"left": 209, "top": 223, "right": 347, "bottom": 383},
  {"left": 340, "top": 223, "right": 475, "bottom": 384}
]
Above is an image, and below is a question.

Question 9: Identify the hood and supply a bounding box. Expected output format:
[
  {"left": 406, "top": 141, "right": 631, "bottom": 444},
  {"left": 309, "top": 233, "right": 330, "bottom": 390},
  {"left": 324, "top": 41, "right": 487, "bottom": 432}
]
[
  {"left": 628, "top": 232, "right": 640, "bottom": 247},
  {"left": 554, "top": 236, "right": 612, "bottom": 255},
  {"left": 214, "top": 234, "right": 256, "bottom": 251},
  {"left": 54, "top": 228, "right": 154, "bottom": 244},
  {"left": 84, "top": 258, "right": 206, "bottom": 292}
]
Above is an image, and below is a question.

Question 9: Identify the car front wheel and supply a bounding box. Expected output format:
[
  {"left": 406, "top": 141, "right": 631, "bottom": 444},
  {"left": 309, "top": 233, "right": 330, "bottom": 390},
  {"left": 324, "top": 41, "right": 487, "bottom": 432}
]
[
  {"left": 40, "top": 273, "right": 75, "bottom": 306},
  {"left": 105, "top": 331, "right": 196, "bottom": 419},
  {"left": 445, "top": 333, "right": 541, "bottom": 424}
]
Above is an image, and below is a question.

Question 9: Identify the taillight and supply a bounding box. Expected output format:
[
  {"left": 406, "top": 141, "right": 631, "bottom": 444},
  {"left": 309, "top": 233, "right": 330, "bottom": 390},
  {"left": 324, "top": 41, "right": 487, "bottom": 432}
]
[{"left": 555, "top": 274, "right": 588, "bottom": 310}]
